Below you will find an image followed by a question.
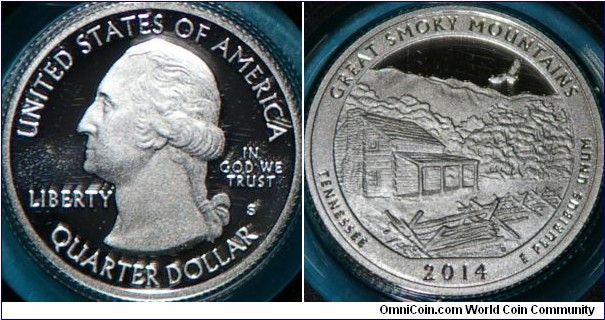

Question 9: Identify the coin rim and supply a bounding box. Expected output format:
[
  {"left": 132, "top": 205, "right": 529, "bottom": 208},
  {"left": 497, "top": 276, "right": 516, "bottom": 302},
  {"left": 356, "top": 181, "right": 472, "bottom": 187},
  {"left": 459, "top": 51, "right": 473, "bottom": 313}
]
[{"left": 304, "top": 3, "right": 603, "bottom": 300}]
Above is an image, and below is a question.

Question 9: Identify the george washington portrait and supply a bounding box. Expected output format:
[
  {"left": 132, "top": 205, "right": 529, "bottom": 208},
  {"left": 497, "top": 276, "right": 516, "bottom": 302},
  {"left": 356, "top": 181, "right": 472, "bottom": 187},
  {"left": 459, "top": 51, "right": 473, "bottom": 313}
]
[{"left": 77, "top": 38, "right": 230, "bottom": 253}]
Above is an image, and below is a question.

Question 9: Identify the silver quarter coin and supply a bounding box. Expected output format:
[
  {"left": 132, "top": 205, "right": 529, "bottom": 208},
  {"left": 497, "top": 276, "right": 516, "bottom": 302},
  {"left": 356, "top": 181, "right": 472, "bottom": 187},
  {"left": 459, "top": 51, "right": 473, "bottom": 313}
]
[
  {"left": 2, "top": 2, "right": 301, "bottom": 301},
  {"left": 305, "top": 6, "right": 603, "bottom": 299}
]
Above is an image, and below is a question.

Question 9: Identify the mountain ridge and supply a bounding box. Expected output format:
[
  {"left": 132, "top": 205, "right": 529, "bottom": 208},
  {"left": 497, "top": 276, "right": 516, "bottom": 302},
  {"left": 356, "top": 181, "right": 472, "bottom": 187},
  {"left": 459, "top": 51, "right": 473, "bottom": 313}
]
[{"left": 335, "top": 69, "right": 573, "bottom": 180}]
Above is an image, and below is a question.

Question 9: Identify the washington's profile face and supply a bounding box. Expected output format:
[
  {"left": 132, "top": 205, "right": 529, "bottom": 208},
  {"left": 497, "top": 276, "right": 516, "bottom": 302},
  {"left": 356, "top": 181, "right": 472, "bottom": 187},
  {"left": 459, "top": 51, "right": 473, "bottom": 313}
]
[
  {"left": 77, "top": 58, "right": 152, "bottom": 183},
  {"left": 75, "top": 39, "right": 232, "bottom": 253}
]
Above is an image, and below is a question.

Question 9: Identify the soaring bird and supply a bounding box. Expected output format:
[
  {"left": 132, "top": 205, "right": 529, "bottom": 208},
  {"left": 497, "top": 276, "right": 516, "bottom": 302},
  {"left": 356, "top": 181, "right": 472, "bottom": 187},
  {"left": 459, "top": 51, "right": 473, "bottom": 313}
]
[{"left": 488, "top": 59, "right": 521, "bottom": 95}]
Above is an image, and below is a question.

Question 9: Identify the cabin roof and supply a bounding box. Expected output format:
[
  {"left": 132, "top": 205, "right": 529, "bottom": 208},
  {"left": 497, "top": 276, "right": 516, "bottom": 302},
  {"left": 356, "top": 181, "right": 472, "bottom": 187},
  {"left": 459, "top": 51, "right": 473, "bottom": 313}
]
[
  {"left": 395, "top": 152, "right": 479, "bottom": 164},
  {"left": 359, "top": 112, "right": 444, "bottom": 146}
]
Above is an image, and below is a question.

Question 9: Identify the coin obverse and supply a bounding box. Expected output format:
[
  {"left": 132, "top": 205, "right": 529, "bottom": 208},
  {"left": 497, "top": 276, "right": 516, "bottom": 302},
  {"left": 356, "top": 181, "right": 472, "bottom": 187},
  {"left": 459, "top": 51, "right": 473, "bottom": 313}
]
[
  {"left": 305, "top": 5, "right": 603, "bottom": 299},
  {"left": 2, "top": 2, "right": 301, "bottom": 301}
]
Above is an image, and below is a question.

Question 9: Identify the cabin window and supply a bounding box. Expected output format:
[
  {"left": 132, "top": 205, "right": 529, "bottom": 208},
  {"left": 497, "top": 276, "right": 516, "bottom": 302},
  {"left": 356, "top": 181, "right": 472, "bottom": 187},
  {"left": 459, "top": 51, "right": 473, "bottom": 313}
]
[
  {"left": 462, "top": 164, "right": 475, "bottom": 187},
  {"left": 367, "top": 139, "right": 378, "bottom": 150},
  {"left": 444, "top": 165, "right": 460, "bottom": 189},
  {"left": 366, "top": 170, "right": 379, "bottom": 186},
  {"left": 422, "top": 166, "right": 441, "bottom": 192}
]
